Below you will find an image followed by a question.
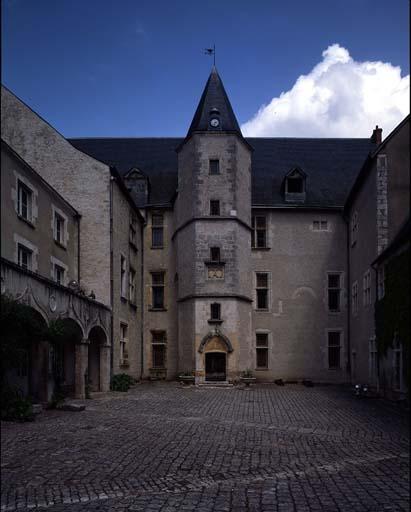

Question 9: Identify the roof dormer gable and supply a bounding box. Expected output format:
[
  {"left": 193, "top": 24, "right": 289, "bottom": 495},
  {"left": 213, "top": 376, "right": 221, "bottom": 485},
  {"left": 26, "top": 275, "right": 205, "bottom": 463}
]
[{"left": 284, "top": 167, "right": 306, "bottom": 203}]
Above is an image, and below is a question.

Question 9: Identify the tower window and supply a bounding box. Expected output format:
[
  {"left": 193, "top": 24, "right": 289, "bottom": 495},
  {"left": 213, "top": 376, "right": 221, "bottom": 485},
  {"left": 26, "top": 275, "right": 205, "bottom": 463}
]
[
  {"left": 152, "top": 331, "right": 167, "bottom": 369},
  {"left": 210, "top": 247, "right": 221, "bottom": 262},
  {"left": 209, "top": 160, "right": 220, "bottom": 175},
  {"left": 210, "top": 303, "right": 221, "bottom": 320},
  {"left": 151, "top": 272, "right": 165, "bottom": 309},
  {"left": 210, "top": 200, "right": 220, "bottom": 216}
]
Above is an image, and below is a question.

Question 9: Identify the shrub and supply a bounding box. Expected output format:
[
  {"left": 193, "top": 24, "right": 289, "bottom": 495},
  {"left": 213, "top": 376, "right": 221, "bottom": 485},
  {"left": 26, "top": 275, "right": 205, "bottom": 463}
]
[
  {"left": 1, "top": 385, "right": 34, "bottom": 422},
  {"left": 110, "top": 373, "right": 136, "bottom": 392}
]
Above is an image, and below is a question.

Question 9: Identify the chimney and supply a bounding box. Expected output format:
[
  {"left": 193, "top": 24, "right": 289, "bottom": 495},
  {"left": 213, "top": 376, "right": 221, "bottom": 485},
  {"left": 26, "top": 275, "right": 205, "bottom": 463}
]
[{"left": 371, "top": 125, "right": 382, "bottom": 144}]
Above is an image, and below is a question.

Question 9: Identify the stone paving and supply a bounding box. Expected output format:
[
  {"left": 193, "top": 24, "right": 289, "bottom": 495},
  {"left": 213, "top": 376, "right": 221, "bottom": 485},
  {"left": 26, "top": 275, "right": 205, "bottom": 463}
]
[{"left": 1, "top": 383, "right": 409, "bottom": 512}]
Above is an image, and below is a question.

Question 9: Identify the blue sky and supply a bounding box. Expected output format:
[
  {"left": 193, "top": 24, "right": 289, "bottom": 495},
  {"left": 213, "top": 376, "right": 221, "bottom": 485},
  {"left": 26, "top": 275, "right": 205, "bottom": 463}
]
[{"left": 2, "top": 0, "right": 409, "bottom": 138}]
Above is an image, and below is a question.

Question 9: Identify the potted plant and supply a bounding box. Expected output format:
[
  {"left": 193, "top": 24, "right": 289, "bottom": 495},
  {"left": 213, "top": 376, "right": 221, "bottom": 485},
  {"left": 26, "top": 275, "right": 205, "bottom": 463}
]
[
  {"left": 178, "top": 372, "right": 195, "bottom": 385},
  {"left": 240, "top": 369, "right": 256, "bottom": 387}
]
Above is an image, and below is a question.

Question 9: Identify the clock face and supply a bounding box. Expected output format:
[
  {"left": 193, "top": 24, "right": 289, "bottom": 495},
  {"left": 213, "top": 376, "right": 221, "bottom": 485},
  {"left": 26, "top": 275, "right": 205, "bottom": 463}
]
[{"left": 210, "top": 118, "right": 220, "bottom": 128}]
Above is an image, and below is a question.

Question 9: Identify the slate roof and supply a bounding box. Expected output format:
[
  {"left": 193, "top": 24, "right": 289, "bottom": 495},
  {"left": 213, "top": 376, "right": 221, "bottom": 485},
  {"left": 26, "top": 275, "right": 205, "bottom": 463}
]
[
  {"left": 186, "top": 66, "right": 242, "bottom": 138},
  {"left": 69, "top": 137, "right": 374, "bottom": 208}
]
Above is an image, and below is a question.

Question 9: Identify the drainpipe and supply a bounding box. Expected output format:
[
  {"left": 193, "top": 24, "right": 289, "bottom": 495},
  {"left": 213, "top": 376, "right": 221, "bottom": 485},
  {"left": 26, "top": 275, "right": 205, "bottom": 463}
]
[
  {"left": 140, "top": 216, "right": 145, "bottom": 380},
  {"left": 372, "top": 264, "right": 380, "bottom": 395},
  {"left": 109, "top": 176, "right": 115, "bottom": 382}
]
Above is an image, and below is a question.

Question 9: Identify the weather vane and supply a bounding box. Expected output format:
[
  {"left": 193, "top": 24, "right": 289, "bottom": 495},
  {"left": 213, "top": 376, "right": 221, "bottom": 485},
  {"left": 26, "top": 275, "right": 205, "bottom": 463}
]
[{"left": 204, "top": 44, "right": 216, "bottom": 66}]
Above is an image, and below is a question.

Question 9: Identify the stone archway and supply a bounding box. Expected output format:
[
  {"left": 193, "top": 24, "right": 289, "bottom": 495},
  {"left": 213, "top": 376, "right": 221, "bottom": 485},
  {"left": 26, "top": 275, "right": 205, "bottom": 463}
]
[
  {"left": 88, "top": 325, "right": 108, "bottom": 392},
  {"left": 198, "top": 332, "right": 233, "bottom": 383}
]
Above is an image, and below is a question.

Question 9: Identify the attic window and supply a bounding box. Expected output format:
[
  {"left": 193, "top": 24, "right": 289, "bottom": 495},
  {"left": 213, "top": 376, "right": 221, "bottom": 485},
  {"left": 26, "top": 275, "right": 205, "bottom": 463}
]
[{"left": 285, "top": 168, "right": 306, "bottom": 202}]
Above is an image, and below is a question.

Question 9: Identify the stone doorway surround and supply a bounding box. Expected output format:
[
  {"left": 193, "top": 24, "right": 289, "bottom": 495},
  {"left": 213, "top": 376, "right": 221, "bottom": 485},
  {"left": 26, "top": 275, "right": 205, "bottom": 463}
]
[{"left": 196, "top": 330, "right": 233, "bottom": 384}]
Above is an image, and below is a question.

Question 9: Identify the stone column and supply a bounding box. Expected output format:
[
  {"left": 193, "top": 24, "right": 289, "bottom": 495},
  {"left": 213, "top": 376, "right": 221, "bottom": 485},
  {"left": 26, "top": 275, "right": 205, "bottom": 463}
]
[
  {"left": 100, "top": 345, "right": 111, "bottom": 392},
  {"left": 75, "top": 341, "right": 88, "bottom": 399}
]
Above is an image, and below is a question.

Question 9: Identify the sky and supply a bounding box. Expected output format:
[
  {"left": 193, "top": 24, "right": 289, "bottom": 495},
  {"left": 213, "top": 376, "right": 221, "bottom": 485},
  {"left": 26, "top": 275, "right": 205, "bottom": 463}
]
[{"left": 1, "top": 0, "right": 410, "bottom": 139}]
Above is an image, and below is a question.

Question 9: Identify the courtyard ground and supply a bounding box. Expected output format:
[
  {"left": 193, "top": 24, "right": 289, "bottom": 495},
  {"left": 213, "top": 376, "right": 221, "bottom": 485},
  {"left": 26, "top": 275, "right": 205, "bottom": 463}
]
[{"left": 1, "top": 383, "right": 409, "bottom": 512}]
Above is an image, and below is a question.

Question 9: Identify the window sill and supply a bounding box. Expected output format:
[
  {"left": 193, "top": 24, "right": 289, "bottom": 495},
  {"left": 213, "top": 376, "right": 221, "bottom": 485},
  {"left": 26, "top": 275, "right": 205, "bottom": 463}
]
[
  {"left": 252, "top": 247, "right": 271, "bottom": 251},
  {"left": 151, "top": 246, "right": 164, "bottom": 250},
  {"left": 129, "top": 302, "right": 137, "bottom": 309},
  {"left": 255, "top": 367, "right": 269, "bottom": 371},
  {"left": 255, "top": 308, "right": 270, "bottom": 312},
  {"left": 204, "top": 260, "right": 226, "bottom": 266},
  {"left": 119, "top": 360, "right": 130, "bottom": 368},
  {"left": 208, "top": 319, "right": 223, "bottom": 324},
  {"left": 328, "top": 310, "right": 341, "bottom": 314},
  {"left": 149, "top": 307, "right": 167, "bottom": 312},
  {"left": 17, "top": 215, "right": 36, "bottom": 229},
  {"left": 54, "top": 240, "right": 67, "bottom": 250}
]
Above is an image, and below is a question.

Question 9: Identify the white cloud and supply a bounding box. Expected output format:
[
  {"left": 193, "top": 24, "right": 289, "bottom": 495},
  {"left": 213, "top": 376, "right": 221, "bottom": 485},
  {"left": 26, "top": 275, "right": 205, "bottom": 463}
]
[{"left": 241, "top": 44, "right": 410, "bottom": 139}]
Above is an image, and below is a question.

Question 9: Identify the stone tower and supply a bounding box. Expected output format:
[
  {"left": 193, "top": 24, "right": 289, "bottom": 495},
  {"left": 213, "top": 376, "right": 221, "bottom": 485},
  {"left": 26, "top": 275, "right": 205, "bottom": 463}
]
[{"left": 175, "top": 67, "right": 253, "bottom": 383}]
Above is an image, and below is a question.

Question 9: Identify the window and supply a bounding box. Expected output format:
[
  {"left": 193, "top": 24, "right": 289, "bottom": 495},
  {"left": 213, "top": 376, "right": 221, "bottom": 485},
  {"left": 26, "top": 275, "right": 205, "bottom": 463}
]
[
  {"left": 151, "top": 272, "right": 165, "bottom": 309},
  {"left": 327, "top": 273, "right": 341, "bottom": 312},
  {"left": 54, "top": 213, "right": 65, "bottom": 245},
  {"left": 120, "top": 255, "right": 127, "bottom": 298},
  {"left": 130, "top": 214, "right": 137, "bottom": 246},
  {"left": 377, "top": 266, "right": 385, "bottom": 300},
  {"left": 252, "top": 216, "right": 267, "bottom": 248},
  {"left": 54, "top": 264, "right": 65, "bottom": 285},
  {"left": 313, "top": 220, "right": 328, "bottom": 231},
  {"left": 129, "top": 267, "right": 136, "bottom": 303},
  {"left": 363, "top": 270, "right": 371, "bottom": 306},
  {"left": 152, "top": 331, "right": 166, "bottom": 368},
  {"left": 328, "top": 331, "right": 341, "bottom": 369},
  {"left": 256, "top": 333, "right": 269, "bottom": 369},
  {"left": 210, "top": 247, "right": 221, "bottom": 262},
  {"left": 210, "top": 303, "right": 221, "bottom": 320},
  {"left": 256, "top": 272, "right": 269, "bottom": 310},
  {"left": 351, "top": 212, "right": 358, "bottom": 246},
  {"left": 210, "top": 200, "right": 220, "bottom": 216},
  {"left": 351, "top": 281, "right": 358, "bottom": 315},
  {"left": 17, "top": 180, "right": 33, "bottom": 221},
  {"left": 369, "top": 337, "right": 378, "bottom": 382},
  {"left": 18, "top": 244, "right": 32, "bottom": 271},
  {"left": 120, "top": 323, "right": 128, "bottom": 363},
  {"left": 209, "top": 159, "right": 220, "bottom": 175},
  {"left": 287, "top": 176, "right": 303, "bottom": 193},
  {"left": 152, "top": 214, "right": 164, "bottom": 248}
]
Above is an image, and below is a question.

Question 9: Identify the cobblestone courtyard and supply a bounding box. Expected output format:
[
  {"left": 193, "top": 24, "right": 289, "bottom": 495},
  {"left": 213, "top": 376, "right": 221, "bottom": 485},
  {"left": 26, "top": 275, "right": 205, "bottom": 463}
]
[{"left": 1, "top": 383, "right": 409, "bottom": 512}]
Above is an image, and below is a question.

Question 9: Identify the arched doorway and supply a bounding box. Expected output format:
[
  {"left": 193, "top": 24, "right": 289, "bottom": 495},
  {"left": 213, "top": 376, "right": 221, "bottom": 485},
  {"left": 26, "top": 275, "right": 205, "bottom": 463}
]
[
  {"left": 53, "top": 318, "right": 83, "bottom": 397},
  {"left": 205, "top": 352, "right": 226, "bottom": 381},
  {"left": 199, "top": 332, "right": 233, "bottom": 383},
  {"left": 88, "top": 326, "right": 107, "bottom": 392}
]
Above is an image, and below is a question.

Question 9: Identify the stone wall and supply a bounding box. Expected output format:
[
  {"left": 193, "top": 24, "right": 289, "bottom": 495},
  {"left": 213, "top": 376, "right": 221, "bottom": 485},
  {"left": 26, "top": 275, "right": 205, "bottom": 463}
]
[{"left": 1, "top": 86, "right": 111, "bottom": 306}]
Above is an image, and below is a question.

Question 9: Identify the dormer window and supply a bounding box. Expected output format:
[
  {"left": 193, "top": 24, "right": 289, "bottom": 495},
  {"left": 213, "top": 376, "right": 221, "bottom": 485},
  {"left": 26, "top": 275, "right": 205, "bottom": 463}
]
[{"left": 284, "top": 168, "right": 306, "bottom": 202}]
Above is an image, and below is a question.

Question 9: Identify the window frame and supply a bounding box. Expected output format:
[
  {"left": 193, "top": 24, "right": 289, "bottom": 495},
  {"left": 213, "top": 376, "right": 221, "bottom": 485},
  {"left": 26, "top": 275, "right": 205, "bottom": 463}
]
[
  {"left": 18, "top": 243, "right": 33, "bottom": 271},
  {"left": 119, "top": 323, "right": 129, "bottom": 364},
  {"left": 251, "top": 215, "right": 268, "bottom": 249},
  {"left": 151, "top": 213, "right": 164, "bottom": 249},
  {"left": 256, "top": 332, "right": 269, "bottom": 369},
  {"left": 54, "top": 264, "right": 65, "bottom": 285},
  {"left": 17, "top": 179, "right": 33, "bottom": 222},
  {"left": 327, "top": 331, "right": 342, "bottom": 370},
  {"left": 255, "top": 272, "right": 269, "bottom": 311},
  {"left": 351, "top": 281, "right": 358, "bottom": 315},
  {"left": 120, "top": 254, "right": 127, "bottom": 298},
  {"left": 151, "top": 271, "right": 165, "bottom": 309},
  {"left": 210, "top": 200, "right": 220, "bottom": 216},
  {"left": 327, "top": 272, "right": 342, "bottom": 313},
  {"left": 151, "top": 330, "right": 167, "bottom": 369},
  {"left": 210, "top": 302, "right": 221, "bottom": 321},
  {"left": 209, "top": 159, "right": 220, "bottom": 175},
  {"left": 129, "top": 266, "right": 136, "bottom": 304}
]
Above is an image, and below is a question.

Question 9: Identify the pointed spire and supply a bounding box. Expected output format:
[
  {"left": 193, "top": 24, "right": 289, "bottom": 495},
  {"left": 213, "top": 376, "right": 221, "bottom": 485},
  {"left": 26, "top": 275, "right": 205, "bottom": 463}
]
[{"left": 186, "top": 67, "right": 242, "bottom": 138}]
